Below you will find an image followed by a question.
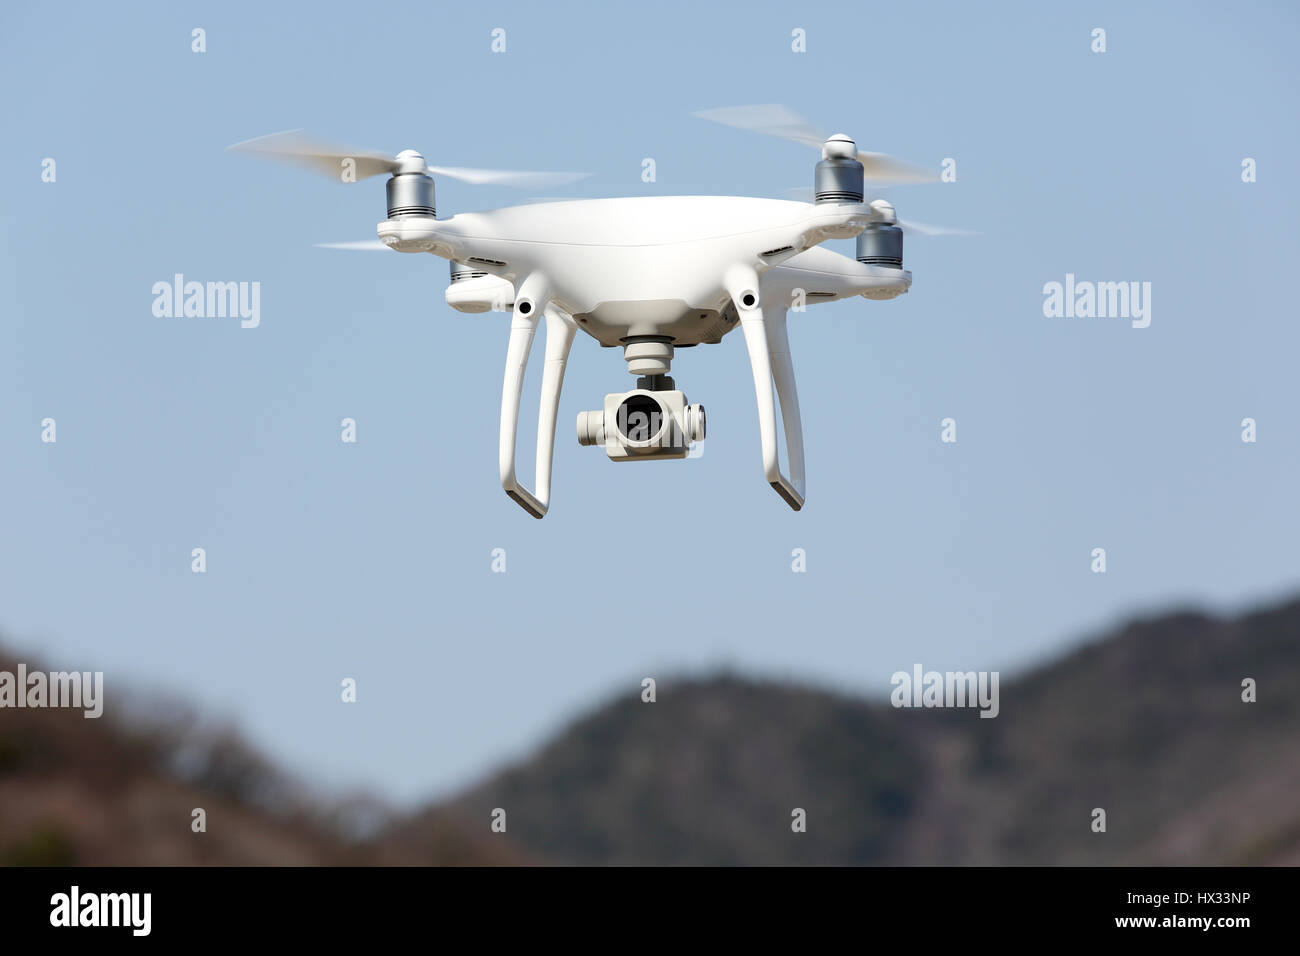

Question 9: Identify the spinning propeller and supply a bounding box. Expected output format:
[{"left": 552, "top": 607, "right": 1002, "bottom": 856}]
[
  {"left": 315, "top": 240, "right": 389, "bottom": 251},
  {"left": 227, "top": 129, "right": 591, "bottom": 188},
  {"left": 693, "top": 104, "right": 936, "bottom": 184},
  {"left": 782, "top": 189, "right": 974, "bottom": 237}
]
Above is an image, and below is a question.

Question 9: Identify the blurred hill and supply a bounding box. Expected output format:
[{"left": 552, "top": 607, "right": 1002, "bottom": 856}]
[
  {"left": 411, "top": 595, "right": 1300, "bottom": 865},
  {"left": 3, "top": 594, "right": 1298, "bottom": 865},
  {"left": 0, "top": 649, "right": 518, "bottom": 866}
]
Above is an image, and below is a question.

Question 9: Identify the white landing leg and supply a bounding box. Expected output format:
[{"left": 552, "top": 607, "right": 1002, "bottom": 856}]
[
  {"left": 725, "top": 264, "right": 807, "bottom": 511},
  {"left": 498, "top": 274, "right": 578, "bottom": 518}
]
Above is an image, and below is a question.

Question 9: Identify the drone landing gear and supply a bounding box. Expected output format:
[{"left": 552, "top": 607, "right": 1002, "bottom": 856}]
[
  {"left": 498, "top": 274, "right": 577, "bottom": 519},
  {"left": 725, "top": 266, "right": 806, "bottom": 511}
]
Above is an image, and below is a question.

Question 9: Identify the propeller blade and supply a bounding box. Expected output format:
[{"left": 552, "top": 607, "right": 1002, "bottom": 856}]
[
  {"left": 425, "top": 165, "right": 591, "bottom": 188},
  {"left": 696, "top": 104, "right": 934, "bottom": 183},
  {"left": 897, "top": 219, "right": 977, "bottom": 237},
  {"left": 693, "top": 104, "right": 826, "bottom": 150},
  {"left": 227, "top": 129, "right": 399, "bottom": 181},
  {"left": 856, "top": 151, "right": 937, "bottom": 184},
  {"left": 231, "top": 130, "right": 591, "bottom": 188},
  {"left": 315, "top": 240, "right": 392, "bottom": 251},
  {"left": 788, "top": 188, "right": 968, "bottom": 233}
]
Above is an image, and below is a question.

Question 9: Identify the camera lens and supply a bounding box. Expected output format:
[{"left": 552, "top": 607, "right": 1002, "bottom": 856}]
[{"left": 616, "top": 394, "right": 665, "bottom": 445}]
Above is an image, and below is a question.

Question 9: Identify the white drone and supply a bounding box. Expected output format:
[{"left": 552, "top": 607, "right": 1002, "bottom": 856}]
[{"left": 230, "top": 104, "right": 958, "bottom": 517}]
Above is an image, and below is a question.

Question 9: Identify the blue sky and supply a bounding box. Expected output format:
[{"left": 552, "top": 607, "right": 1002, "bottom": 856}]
[{"left": 2, "top": 0, "right": 1297, "bottom": 804}]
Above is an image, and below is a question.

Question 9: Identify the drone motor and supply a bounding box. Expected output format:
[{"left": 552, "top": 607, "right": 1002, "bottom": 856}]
[
  {"left": 385, "top": 178, "right": 435, "bottom": 219},
  {"left": 857, "top": 223, "right": 904, "bottom": 269},
  {"left": 814, "top": 134, "right": 865, "bottom": 204}
]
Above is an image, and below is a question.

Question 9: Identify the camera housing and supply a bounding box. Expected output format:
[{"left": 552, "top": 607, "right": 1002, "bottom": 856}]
[{"left": 578, "top": 388, "right": 706, "bottom": 461}]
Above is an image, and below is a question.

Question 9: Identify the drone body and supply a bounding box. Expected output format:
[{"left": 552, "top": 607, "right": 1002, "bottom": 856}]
[
  {"left": 445, "top": 239, "right": 911, "bottom": 319},
  {"left": 230, "top": 107, "right": 945, "bottom": 517},
  {"left": 391, "top": 195, "right": 903, "bottom": 346}
]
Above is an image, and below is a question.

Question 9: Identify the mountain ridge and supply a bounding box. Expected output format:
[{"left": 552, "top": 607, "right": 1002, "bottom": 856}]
[
  {"left": 2, "top": 594, "right": 1296, "bottom": 865},
  {"left": 412, "top": 596, "right": 1300, "bottom": 865}
]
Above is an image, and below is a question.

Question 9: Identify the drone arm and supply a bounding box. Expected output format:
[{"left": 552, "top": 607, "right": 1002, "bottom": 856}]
[
  {"left": 725, "top": 265, "right": 807, "bottom": 511},
  {"left": 498, "top": 274, "right": 577, "bottom": 518}
]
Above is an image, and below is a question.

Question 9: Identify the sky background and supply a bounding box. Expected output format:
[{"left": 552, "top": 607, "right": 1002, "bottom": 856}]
[{"left": 1, "top": 0, "right": 1297, "bottom": 805}]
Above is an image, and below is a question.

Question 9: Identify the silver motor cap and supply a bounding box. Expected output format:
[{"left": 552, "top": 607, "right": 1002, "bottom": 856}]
[
  {"left": 856, "top": 223, "right": 903, "bottom": 268},
  {"left": 386, "top": 172, "right": 436, "bottom": 219},
  {"left": 814, "top": 156, "right": 865, "bottom": 204}
]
